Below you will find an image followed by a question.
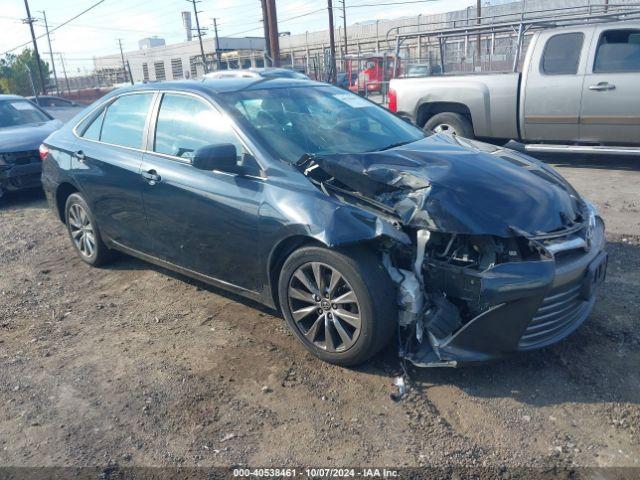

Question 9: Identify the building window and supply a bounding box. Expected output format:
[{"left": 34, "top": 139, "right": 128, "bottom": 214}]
[
  {"left": 171, "top": 58, "right": 184, "bottom": 79},
  {"left": 154, "top": 61, "right": 166, "bottom": 81},
  {"left": 189, "top": 56, "right": 199, "bottom": 77},
  {"left": 142, "top": 63, "right": 149, "bottom": 81}
]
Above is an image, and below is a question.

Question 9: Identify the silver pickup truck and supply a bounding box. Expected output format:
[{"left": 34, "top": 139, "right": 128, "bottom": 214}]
[{"left": 390, "top": 21, "right": 640, "bottom": 154}]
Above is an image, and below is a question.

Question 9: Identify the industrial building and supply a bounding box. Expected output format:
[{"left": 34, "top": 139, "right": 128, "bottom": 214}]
[{"left": 93, "top": 0, "right": 624, "bottom": 85}]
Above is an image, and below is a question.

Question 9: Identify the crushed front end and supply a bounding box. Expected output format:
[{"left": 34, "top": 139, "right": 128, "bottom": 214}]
[
  {"left": 296, "top": 134, "right": 607, "bottom": 367},
  {"left": 383, "top": 215, "right": 606, "bottom": 367}
]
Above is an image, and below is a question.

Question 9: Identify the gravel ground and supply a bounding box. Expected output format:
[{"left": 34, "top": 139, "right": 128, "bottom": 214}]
[{"left": 0, "top": 156, "right": 638, "bottom": 476}]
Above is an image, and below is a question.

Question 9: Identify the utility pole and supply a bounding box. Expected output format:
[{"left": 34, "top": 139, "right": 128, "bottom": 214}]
[
  {"left": 117, "top": 39, "right": 133, "bottom": 84},
  {"left": 22, "top": 0, "right": 47, "bottom": 95},
  {"left": 327, "top": 0, "right": 337, "bottom": 84},
  {"left": 260, "top": 0, "right": 272, "bottom": 67},
  {"left": 188, "top": 0, "right": 208, "bottom": 74},
  {"left": 40, "top": 11, "right": 59, "bottom": 95},
  {"left": 58, "top": 53, "right": 71, "bottom": 94},
  {"left": 476, "top": 0, "right": 482, "bottom": 67},
  {"left": 341, "top": 0, "right": 347, "bottom": 58},
  {"left": 126, "top": 60, "right": 134, "bottom": 84},
  {"left": 212, "top": 18, "right": 221, "bottom": 70},
  {"left": 265, "top": 0, "right": 280, "bottom": 67}
]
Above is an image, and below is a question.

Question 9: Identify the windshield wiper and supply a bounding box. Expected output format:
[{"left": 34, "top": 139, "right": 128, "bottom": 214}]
[{"left": 375, "top": 140, "right": 413, "bottom": 151}]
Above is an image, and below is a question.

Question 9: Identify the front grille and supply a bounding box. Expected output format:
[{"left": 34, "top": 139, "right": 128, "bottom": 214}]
[
  {"left": 518, "top": 280, "right": 588, "bottom": 349},
  {"left": 1, "top": 150, "right": 40, "bottom": 165}
]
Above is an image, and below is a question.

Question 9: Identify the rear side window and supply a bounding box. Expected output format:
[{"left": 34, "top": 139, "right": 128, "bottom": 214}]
[
  {"left": 541, "top": 33, "right": 584, "bottom": 75},
  {"left": 99, "top": 93, "right": 154, "bottom": 149},
  {"left": 82, "top": 109, "right": 105, "bottom": 140},
  {"left": 153, "top": 93, "right": 244, "bottom": 160},
  {"left": 594, "top": 29, "right": 640, "bottom": 73}
]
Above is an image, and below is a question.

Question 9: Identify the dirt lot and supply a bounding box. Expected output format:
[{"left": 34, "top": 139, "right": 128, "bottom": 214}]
[{"left": 0, "top": 155, "right": 639, "bottom": 475}]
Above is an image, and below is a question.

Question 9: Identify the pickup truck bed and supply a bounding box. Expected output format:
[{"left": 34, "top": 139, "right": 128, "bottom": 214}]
[{"left": 392, "top": 73, "right": 520, "bottom": 141}]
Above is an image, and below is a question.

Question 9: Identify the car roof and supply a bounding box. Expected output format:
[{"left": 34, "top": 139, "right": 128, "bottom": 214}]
[
  {"left": 123, "top": 77, "right": 327, "bottom": 95},
  {"left": 0, "top": 94, "right": 27, "bottom": 101},
  {"left": 27, "top": 95, "right": 67, "bottom": 100},
  {"left": 204, "top": 67, "right": 306, "bottom": 78}
]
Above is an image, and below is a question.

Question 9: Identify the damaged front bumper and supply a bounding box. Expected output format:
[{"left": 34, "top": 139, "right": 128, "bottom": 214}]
[
  {"left": 0, "top": 153, "right": 42, "bottom": 195},
  {"left": 395, "top": 218, "right": 607, "bottom": 367}
]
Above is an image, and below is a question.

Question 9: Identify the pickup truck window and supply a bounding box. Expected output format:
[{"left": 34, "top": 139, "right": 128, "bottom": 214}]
[
  {"left": 594, "top": 29, "right": 640, "bottom": 73},
  {"left": 541, "top": 33, "right": 584, "bottom": 75}
]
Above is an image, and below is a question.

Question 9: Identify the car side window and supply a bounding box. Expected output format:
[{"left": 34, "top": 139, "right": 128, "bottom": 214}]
[
  {"left": 153, "top": 93, "right": 246, "bottom": 161},
  {"left": 541, "top": 33, "right": 584, "bottom": 75},
  {"left": 594, "top": 29, "right": 640, "bottom": 73},
  {"left": 99, "top": 93, "right": 154, "bottom": 149},
  {"left": 82, "top": 109, "right": 106, "bottom": 140},
  {"left": 50, "top": 98, "right": 71, "bottom": 107}
]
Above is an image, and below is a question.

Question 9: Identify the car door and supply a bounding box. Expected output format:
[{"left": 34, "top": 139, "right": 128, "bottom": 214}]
[
  {"left": 72, "top": 91, "right": 156, "bottom": 252},
  {"left": 140, "top": 92, "right": 264, "bottom": 291},
  {"left": 579, "top": 26, "right": 640, "bottom": 145},
  {"left": 521, "top": 28, "right": 593, "bottom": 142}
]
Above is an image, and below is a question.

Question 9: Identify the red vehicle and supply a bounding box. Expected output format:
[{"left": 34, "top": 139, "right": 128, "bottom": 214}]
[{"left": 345, "top": 52, "right": 401, "bottom": 95}]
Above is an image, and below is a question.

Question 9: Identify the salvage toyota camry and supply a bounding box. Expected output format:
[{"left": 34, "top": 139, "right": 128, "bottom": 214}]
[{"left": 40, "top": 78, "right": 607, "bottom": 367}]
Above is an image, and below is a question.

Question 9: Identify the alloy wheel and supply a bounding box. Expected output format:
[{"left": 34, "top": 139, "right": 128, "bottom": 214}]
[
  {"left": 68, "top": 203, "right": 96, "bottom": 258},
  {"left": 287, "top": 262, "right": 361, "bottom": 353}
]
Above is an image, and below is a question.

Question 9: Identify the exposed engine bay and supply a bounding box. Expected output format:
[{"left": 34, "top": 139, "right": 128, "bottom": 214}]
[{"left": 296, "top": 134, "right": 607, "bottom": 366}]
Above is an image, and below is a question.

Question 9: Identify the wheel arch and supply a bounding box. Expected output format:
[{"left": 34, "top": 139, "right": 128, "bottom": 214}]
[
  {"left": 416, "top": 101, "right": 473, "bottom": 130},
  {"left": 55, "top": 181, "right": 81, "bottom": 222},
  {"left": 267, "top": 235, "right": 326, "bottom": 310}
]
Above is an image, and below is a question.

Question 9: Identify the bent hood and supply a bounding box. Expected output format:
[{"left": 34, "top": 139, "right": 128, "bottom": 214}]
[
  {"left": 310, "top": 134, "right": 585, "bottom": 237},
  {"left": 0, "top": 120, "right": 62, "bottom": 153}
]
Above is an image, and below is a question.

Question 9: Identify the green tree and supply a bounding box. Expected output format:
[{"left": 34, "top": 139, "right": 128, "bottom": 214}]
[{"left": 0, "top": 49, "right": 51, "bottom": 96}]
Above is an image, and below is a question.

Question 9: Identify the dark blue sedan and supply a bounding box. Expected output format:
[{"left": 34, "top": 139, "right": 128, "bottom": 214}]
[
  {"left": 0, "top": 95, "right": 62, "bottom": 198},
  {"left": 40, "top": 78, "right": 606, "bottom": 367}
]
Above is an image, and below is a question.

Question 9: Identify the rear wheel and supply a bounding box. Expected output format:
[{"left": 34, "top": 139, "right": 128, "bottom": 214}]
[
  {"left": 278, "top": 246, "right": 396, "bottom": 366},
  {"left": 424, "top": 112, "right": 474, "bottom": 138},
  {"left": 64, "top": 193, "right": 112, "bottom": 266}
]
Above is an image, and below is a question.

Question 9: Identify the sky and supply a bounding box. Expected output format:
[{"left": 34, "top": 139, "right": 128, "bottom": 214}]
[{"left": 0, "top": 0, "right": 477, "bottom": 76}]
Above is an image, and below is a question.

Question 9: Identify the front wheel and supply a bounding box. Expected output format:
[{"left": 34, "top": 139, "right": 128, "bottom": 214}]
[{"left": 278, "top": 246, "right": 396, "bottom": 366}]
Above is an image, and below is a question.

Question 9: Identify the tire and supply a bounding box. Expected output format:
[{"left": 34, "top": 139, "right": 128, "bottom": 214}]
[
  {"left": 64, "top": 193, "right": 112, "bottom": 267},
  {"left": 424, "top": 112, "right": 474, "bottom": 138},
  {"left": 278, "top": 245, "right": 397, "bottom": 366}
]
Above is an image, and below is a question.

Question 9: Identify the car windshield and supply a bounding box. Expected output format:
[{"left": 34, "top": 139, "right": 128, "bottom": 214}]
[
  {"left": 221, "top": 86, "right": 424, "bottom": 162},
  {"left": 0, "top": 99, "right": 51, "bottom": 128}
]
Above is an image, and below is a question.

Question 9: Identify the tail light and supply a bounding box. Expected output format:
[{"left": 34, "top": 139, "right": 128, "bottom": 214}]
[
  {"left": 388, "top": 88, "right": 397, "bottom": 112},
  {"left": 39, "top": 144, "right": 49, "bottom": 161}
]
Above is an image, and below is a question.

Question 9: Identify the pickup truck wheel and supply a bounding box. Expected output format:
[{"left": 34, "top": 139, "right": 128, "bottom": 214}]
[
  {"left": 278, "top": 246, "right": 397, "bottom": 367},
  {"left": 425, "top": 112, "right": 474, "bottom": 138}
]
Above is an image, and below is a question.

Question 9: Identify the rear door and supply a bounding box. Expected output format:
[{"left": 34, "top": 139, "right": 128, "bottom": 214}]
[
  {"left": 521, "top": 28, "right": 593, "bottom": 142},
  {"left": 579, "top": 26, "right": 640, "bottom": 145},
  {"left": 140, "top": 92, "right": 264, "bottom": 291},
  {"left": 72, "top": 92, "right": 156, "bottom": 252}
]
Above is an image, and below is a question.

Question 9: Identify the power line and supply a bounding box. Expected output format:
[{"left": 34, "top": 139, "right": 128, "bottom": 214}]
[
  {"left": 4, "top": 0, "right": 106, "bottom": 55},
  {"left": 346, "top": 0, "right": 440, "bottom": 8}
]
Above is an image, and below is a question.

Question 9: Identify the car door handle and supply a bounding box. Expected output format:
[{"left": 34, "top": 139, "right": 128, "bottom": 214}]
[
  {"left": 588, "top": 82, "right": 615, "bottom": 91},
  {"left": 141, "top": 169, "right": 161, "bottom": 185},
  {"left": 74, "top": 150, "right": 85, "bottom": 162}
]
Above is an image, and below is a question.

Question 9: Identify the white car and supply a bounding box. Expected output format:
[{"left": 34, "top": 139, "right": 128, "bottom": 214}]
[{"left": 204, "top": 68, "right": 308, "bottom": 80}]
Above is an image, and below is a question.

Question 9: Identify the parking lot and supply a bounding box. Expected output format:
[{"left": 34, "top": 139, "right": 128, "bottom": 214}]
[{"left": 0, "top": 154, "right": 639, "bottom": 472}]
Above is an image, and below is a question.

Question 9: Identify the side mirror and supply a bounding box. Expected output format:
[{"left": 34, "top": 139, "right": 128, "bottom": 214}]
[{"left": 192, "top": 143, "right": 240, "bottom": 173}]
